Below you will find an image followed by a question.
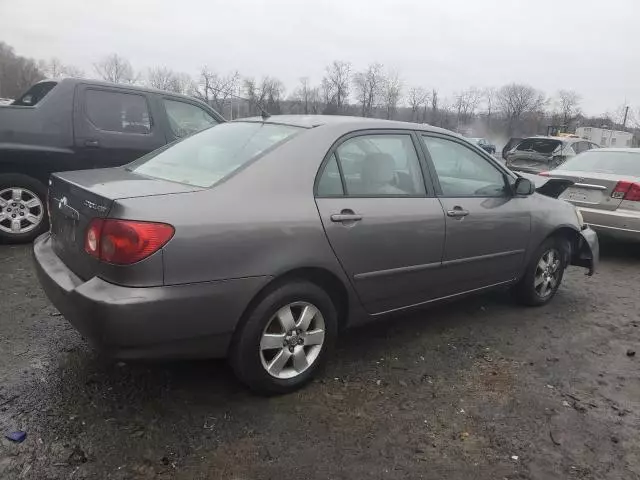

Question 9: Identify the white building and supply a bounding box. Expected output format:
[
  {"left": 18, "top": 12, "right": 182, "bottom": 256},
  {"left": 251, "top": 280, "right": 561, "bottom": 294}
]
[{"left": 575, "top": 127, "right": 634, "bottom": 148}]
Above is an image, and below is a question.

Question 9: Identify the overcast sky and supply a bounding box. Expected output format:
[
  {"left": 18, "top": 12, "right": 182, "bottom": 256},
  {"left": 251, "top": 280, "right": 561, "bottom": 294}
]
[{"left": 1, "top": 0, "right": 637, "bottom": 115}]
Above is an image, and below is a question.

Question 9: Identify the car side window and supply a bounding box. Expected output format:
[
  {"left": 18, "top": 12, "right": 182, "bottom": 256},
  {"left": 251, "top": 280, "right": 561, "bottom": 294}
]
[
  {"left": 163, "top": 99, "right": 219, "bottom": 138},
  {"left": 333, "top": 134, "right": 426, "bottom": 197},
  {"left": 422, "top": 135, "right": 506, "bottom": 197},
  {"left": 85, "top": 89, "right": 152, "bottom": 134},
  {"left": 316, "top": 154, "right": 344, "bottom": 196}
]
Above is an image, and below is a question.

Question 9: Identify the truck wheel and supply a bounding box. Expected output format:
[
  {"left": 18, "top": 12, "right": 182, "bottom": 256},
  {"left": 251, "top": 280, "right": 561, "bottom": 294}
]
[
  {"left": 230, "top": 281, "right": 337, "bottom": 395},
  {"left": 0, "top": 174, "right": 48, "bottom": 243}
]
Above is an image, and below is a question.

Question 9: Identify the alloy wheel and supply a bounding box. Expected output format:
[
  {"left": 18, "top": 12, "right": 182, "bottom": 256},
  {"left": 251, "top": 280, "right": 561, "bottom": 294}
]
[
  {"left": 0, "top": 188, "right": 44, "bottom": 235},
  {"left": 534, "top": 248, "right": 561, "bottom": 298},
  {"left": 259, "top": 301, "right": 326, "bottom": 380}
]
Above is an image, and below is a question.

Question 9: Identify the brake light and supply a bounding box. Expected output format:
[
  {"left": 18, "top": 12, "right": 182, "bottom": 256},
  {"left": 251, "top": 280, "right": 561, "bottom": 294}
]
[
  {"left": 538, "top": 171, "right": 550, "bottom": 177},
  {"left": 84, "top": 219, "right": 174, "bottom": 265},
  {"left": 611, "top": 181, "right": 640, "bottom": 201}
]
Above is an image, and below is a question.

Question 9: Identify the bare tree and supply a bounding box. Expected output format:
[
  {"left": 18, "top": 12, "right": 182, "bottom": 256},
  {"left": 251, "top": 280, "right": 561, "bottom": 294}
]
[
  {"left": 323, "top": 60, "right": 351, "bottom": 112},
  {"left": 454, "top": 87, "right": 482, "bottom": 129},
  {"left": 193, "top": 67, "right": 240, "bottom": 113},
  {"left": 40, "top": 57, "right": 84, "bottom": 78},
  {"left": 407, "top": 87, "right": 429, "bottom": 122},
  {"left": 430, "top": 89, "right": 439, "bottom": 124},
  {"left": 146, "top": 67, "right": 194, "bottom": 94},
  {"left": 0, "top": 42, "right": 45, "bottom": 98},
  {"left": 242, "top": 76, "right": 283, "bottom": 114},
  {"left": 483, "top": 87, "right": 496, "bottom": 127},
  {"left": 382, "top": 71, "right": 402, "bottom": 120},
  {"left": 557, "top": 89, "right": 581, "bottom": 125},
  {"left": 496, "top": 83, "right": 545, "bottom": 134},
  {"left": 352, "top": 63, "right": 384, "bottom": 117},
  {"left": 93, "top": 53, "right": 137, "bottom": 84},
  {"left": 293, "top": 77, "right": 315, "bottom": 114},
  {"left": 146, "top": 66, "right": 176, "bottom": 91}
]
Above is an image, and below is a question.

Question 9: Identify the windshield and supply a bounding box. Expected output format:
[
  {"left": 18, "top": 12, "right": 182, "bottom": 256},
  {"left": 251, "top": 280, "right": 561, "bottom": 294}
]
[
  {"left": 130, "top": 122, "right": 302, "bottom": 187},
  {"left": 515, "top": 138, "right": 562, "bottom": 154},
  {"left": 555, "top": 150, "right": 640, "bottom": 176}
]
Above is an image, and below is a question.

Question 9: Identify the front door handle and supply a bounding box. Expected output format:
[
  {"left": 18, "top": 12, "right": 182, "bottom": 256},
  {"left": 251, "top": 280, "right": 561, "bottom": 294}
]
[
  {"left": 330, "top": 210, "right": 363, "bottom": 223},
  {"left": 85, "top": 139, "right": 100, "bottom": 147},
  {"left": 446, "top": 207, "right": 469, "bottom": 218}
]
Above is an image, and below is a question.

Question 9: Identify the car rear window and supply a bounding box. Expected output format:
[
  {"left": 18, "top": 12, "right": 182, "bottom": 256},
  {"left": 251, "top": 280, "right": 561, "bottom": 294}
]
[
  {"left": 515, "top": 138, "right": 562, "bottom": 154},
  {"left": 129, "top": 122, "right": 302, "bottom": 187},
  {"left": 12, "top": 81, "right": 57, "bottom": 106},
  {"left": 556, "top": 150, "right": 640, "bottom": 176}
]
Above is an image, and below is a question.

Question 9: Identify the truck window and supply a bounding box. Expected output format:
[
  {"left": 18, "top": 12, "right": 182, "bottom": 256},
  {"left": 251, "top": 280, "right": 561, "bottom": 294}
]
[
  {"left": 12, "top": 81, "right": 57, "bottom": 106},
  {"left": 163, "top": 99, "right": 219, "bottom": 138},
  {"left": 84, "top": 89, "right": 152, "bottom": 134}
]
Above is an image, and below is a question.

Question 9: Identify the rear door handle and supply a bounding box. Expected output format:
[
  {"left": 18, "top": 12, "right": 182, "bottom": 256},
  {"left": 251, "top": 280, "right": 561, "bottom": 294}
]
[
  {"left": 84, "top": 139, "right": 100, "bottom": 147},
  {"left": 330, "top": 209, "right": 363, "bottom": 223},
  {"left": 330, "top": 213, "right": 363, "bottom": 222},
  {"left": 446, "top": 208, "right": 469, "bottom": 218}
]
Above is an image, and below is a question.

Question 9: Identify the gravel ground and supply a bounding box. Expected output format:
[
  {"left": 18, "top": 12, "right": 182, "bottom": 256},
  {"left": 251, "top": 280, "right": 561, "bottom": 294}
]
[{"left": 1, "top": 240, "right": 639, "bottom": 479}]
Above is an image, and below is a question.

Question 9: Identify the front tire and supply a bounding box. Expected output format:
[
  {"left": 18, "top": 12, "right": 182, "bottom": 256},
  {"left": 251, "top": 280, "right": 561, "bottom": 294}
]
[
  {"left": 515, "top": 237, "right": 568, "bottom": 306},
  {"left": 0, "top": 174, "right": 48, "bottom": 243},
  {"left": 230, "top": 281, "right": 337, "bottom": 395}
]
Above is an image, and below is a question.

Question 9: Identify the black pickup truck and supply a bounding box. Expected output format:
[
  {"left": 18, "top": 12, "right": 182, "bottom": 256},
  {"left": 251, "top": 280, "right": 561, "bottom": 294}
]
[{"left": 0, "top": 78, "right": 224, "bottom": 242}]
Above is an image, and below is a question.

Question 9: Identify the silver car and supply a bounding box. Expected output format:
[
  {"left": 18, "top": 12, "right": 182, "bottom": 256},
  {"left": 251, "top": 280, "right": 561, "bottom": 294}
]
[
  {"left": 540, "top": 148, "right": 640, "bottom": 241},
  {"left": 33, "top": 116, "right": 598, "bottom": 394}
]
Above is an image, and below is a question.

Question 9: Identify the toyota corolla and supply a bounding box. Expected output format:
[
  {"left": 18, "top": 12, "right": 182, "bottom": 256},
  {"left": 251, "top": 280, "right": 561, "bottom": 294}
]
[{"left": 34, "top": 116, "right": 598, "bottom": 394}]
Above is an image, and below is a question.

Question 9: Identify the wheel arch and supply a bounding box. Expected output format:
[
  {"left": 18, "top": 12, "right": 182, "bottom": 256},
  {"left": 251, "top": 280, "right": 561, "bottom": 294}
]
[{"left": 235, "top": 266, "right": 351, "bottom": 339}]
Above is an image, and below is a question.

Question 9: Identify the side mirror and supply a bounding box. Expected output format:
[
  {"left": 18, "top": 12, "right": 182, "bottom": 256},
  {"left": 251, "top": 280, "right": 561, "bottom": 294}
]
[{"left": 514, "top": 177, "right": 535, "bottom": 196}]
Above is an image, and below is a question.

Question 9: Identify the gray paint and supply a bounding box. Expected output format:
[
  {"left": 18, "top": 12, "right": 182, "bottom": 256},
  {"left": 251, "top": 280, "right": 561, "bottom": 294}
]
[{"left": 35, "top": 115, "right": 598, "bottom": 359}]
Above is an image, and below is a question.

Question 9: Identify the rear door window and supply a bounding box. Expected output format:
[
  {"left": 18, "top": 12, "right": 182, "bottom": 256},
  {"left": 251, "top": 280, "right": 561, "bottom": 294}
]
[
  {"left": 163, "top": 99, "right": 219, "bottom": 138},
  {"left": 85, "top": 89, "right": 152, "bottom": 134},
  {"left": 12, "top": 81, "right": 57, "bottom": 106},
  {"left": 130, "top": 122, "right": 301, "bottom": 187},
  {"left": 515, "top": 138, "right": 562, "bottom": 154}
]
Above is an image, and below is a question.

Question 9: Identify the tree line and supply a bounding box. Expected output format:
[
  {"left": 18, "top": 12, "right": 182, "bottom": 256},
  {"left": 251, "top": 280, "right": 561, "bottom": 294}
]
[{"left": 1, "top": 42, "right": 637, "bottom": 141}]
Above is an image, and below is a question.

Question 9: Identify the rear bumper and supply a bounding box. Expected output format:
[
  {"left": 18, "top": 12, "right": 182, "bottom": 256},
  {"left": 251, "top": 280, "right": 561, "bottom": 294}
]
[
  {"left": 578, "top": 206, "right": 640, "bottom": 242},
  {"left": 33, "top": 233, "right": 271, "bottom": 359}
]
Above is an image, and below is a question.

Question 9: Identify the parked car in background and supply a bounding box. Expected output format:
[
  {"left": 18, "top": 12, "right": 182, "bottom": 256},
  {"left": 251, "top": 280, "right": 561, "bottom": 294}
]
[
  {"left": 540, "top": 148, "right": 640, "bottom": 242},
  {"left": 0, "top": 78, "right": 224, "bottom": 243},
  {"left": 34, "top": 115, "right": 598, "bottom": 395},
  {"left": 505, "top": 136, "right": 599, "bottom": 174},
  {"left": 469, "top": 137, "right": 496, "bottom": 154}
]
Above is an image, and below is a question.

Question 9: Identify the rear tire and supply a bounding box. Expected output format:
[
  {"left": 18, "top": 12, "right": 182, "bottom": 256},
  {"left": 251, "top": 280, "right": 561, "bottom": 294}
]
[
  {"left": 0, "top": 174, "right": 48, "bottom": 244},
  {"left": 230, "top": 281, "right": 337, "bottom": 395},
  {"left": 515, "top": 237, "right": 568, "bottom": 306}
]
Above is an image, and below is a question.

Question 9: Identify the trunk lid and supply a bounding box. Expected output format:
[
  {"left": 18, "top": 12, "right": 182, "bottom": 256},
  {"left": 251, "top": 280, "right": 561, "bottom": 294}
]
[
  {"left": 547, "top": 170, "right": 636, "bottom": 211},
  {"left": 49, "top": 168, "right": 202, "bottom": 280}
]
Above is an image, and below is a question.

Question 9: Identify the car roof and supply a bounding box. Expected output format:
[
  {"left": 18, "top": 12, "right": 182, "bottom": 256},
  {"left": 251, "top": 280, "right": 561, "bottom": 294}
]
[
  {"left": 40, "top": 77, "right": 212, "bottom": 106},
  {"left": 234, "top": 114, "right": 459, "bottom": 135}
]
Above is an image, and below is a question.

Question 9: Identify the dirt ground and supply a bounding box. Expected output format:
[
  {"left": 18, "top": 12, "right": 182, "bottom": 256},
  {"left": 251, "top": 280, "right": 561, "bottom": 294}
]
[{"left": 1, "top": 240, "right": 639, "bottom": 480}]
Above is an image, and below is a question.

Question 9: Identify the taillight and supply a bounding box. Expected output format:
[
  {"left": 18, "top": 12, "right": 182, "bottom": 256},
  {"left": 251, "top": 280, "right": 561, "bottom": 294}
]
[
  {"left": 611, "top": 181, "right": 640, "bottom": 201},
  {"left": 84, "top": 219, "right": 174, "bottom": 265},
  {"left": 538, "top": 171, "right": 550, "bottom": 177}
]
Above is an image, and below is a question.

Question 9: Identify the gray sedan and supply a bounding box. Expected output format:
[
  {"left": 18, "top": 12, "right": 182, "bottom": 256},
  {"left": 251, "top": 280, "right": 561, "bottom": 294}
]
[
  {"left": 540, "top": 148, "right": 640, "bottom": 242},
  {"left": 33, "top": 116, "right": 598, "bottom": 394}
]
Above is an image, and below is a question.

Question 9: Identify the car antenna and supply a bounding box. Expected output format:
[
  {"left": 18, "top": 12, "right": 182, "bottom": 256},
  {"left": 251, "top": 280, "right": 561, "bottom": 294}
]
[{"left": 203, "top": 85, "right": 270, "bottom": 120}]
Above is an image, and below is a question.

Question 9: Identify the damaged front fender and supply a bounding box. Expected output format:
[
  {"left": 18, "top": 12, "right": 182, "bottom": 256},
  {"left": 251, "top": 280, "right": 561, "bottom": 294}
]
[{"left": 570, "top": 227, "right": 599, "bottom": 276}]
